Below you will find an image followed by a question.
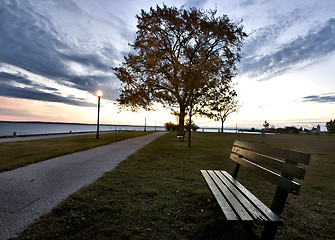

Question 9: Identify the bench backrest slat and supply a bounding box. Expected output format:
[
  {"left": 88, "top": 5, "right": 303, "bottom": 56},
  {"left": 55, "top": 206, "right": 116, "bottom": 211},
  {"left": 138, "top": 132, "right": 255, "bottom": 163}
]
[
  {"left": 232, "top": 146, "right": 306, "bottom": 179},
  {"left": 233, "top": 140, "right": 310, "bottom": 165},
  {"left": 230, "top": 153, "right": 301, "bottom": 195},
  {"left": 230, "top": 140, "right": 311, "bottom": 196}
]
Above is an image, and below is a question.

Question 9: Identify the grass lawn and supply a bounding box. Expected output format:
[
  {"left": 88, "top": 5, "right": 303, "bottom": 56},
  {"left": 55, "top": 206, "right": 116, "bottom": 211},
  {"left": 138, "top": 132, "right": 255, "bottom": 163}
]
[
  {"left": 0, "top": 131, "right": 151, "bottom": 172},
  {"left": 14, "top": 132, "right": 335, "bottom": 239}
]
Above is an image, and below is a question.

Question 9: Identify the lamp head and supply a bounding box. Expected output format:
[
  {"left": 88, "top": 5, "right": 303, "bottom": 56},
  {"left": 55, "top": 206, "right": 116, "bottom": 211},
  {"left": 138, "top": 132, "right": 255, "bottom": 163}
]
[{"left": 97, "top": 90, "right": 102, "bottom": 98}]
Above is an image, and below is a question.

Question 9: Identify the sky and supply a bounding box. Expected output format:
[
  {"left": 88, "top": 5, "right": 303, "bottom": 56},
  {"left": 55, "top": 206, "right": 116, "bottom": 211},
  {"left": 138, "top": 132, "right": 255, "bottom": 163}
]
[{"left": 0, "top": 0, "right": 335, "bottom": 130}]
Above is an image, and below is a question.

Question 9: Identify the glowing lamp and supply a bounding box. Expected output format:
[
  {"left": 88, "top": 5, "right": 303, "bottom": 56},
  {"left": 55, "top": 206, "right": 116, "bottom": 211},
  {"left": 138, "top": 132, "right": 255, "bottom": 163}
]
[{"left": 97, "top": 90, "right": 103, "bottom": 98}]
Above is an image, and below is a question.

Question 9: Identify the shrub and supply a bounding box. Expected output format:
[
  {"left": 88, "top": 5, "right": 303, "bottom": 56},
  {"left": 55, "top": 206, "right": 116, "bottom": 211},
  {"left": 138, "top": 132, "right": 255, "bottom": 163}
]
[
  {"left": 164, "top": 122, "right": 178, "bottom": 131},
  {"left": 185, "top": 120, "right": 199, "bottom": 132}
]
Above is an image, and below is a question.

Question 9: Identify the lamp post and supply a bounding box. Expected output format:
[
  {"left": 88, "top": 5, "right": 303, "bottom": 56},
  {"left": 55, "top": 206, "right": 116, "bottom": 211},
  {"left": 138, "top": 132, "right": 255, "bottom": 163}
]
[{"left": 96, "top": 90, "right": 102, "bottom": 139}]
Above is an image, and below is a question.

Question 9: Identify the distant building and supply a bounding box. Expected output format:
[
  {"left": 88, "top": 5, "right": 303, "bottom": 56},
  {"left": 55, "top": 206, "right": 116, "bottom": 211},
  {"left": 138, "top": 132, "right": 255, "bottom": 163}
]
[{"left": 310, "top": 125, "right": 321, "bottom": 134}]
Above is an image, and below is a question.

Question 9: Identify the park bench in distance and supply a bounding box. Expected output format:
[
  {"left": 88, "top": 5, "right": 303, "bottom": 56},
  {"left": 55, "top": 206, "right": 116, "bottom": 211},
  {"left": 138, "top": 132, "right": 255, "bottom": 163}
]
[
  {"left": 200, "top": 140, "right": 311, "bottom": 240},
  {"left": 176, "top": 131, "right": 186, "bottom": 141}
]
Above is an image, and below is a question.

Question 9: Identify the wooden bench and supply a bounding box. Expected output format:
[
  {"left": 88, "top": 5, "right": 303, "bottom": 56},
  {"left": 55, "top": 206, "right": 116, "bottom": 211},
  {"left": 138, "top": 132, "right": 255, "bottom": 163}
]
[
  {"left": 176, "top": 131, "right": 186, "bottom": 141},
  {"left": 201, "top": 140, "right": 310, "bottom": 240}
]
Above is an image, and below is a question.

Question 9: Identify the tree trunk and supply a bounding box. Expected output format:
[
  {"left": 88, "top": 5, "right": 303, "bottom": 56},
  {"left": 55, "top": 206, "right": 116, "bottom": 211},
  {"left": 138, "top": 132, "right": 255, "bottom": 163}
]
[
  {"left": 221, "top": 119, "right": 224, "bottom": 133},
  {"left": 188, "top": 108, "right": 192, "bottom": 148},
  {"left": 178, "top": 107, "right": 185, "bottom": 136},
  {"left": 188, "top": 90, "right": 194, "bottom": 148}
]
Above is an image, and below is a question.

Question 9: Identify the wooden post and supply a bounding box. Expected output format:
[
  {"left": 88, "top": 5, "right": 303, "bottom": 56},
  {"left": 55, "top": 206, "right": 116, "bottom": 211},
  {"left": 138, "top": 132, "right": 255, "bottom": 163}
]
[{"left": 262, "top": 129, "right": 265, "bottom": 143}]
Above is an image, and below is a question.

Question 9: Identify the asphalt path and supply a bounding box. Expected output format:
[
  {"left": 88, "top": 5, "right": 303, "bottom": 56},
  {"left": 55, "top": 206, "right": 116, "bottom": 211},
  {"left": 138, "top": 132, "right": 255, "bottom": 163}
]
[{"left": 0, "top": 132, "right": 166, "bottom": 240}]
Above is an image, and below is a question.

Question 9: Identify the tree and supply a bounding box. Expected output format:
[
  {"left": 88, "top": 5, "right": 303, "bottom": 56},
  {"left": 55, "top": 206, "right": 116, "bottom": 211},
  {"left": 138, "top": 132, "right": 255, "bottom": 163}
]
[
  {"left": 164, "top": 121, "right": 178, "bottom": 131},
  {"left": 198, "top": 83, "right": 238, "bottom": 132},
  {"left": 114, "top": 5, "right": 247, "bottom": 141},
  {"left": 263, "top": 121, "right": 270, "bottom": 131},
  {"left": 326, "top": 119, "right": 335, "bottom": 133}
]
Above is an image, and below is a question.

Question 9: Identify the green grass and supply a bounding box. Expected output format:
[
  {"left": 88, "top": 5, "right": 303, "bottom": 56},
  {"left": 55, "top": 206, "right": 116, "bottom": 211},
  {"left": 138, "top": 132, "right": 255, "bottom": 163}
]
[
  {"left": 13, "top": 132, "right": 335, "bottom": 239},
  {"left": 0, "top": 131, "right": 151, "bottom": 172}
]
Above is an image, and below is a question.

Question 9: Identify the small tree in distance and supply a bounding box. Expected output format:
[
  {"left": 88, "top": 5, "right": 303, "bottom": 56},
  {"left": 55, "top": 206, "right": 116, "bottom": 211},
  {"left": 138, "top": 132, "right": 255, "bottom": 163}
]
[
  {"left": 164, "top": 122, "right": 178, "bottom": 131},
  {"left": 198, "top": 84, "right": 239, "bottom": 132}
]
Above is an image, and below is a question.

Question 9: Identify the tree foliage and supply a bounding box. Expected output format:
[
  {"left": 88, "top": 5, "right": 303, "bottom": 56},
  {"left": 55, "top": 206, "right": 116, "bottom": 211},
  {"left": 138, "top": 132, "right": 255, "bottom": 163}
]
[
  {"left": 164, "top": 121, "right": 178, "bottom": 131},
  {"left": 326, "top": 119, "right": 335, "bottom": 133},
  {"left": 197, "top": 83, "right": 239, "bottom": 132},
  {"left": 114, "top": 5, "right": 247, "bottom": 136},
  {"left": 165, "top": 120, "right": 199, "bottom": 132}
]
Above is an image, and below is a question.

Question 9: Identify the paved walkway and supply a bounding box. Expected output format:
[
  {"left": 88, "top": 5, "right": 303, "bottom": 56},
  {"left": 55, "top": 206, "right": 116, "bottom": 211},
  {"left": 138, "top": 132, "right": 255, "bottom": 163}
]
[{"left": 0, "top": 132, "right": 166, "bottom": 240}]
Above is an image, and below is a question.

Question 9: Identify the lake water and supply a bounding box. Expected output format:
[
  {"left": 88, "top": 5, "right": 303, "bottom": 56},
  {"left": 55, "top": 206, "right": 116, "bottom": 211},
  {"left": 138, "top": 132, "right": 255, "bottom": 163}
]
[
  {"left": 0, "top": 121, "right": 252, "bottom": 137},
  {"left": 0, "top": 121, "right": 165, "bottom": 137}
]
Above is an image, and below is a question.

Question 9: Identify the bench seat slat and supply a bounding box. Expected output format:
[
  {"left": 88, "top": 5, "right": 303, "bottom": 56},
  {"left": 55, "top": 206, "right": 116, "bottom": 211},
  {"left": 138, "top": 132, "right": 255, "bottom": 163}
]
[
  {"left": 207, "top": 170, "right": 253, "bottom": 221},
  {"left": 214, "top": 170, "right": 269, "bottom": 223},
  {"left": 220, "top": 171, "right": 282, "bottom": 223},
  {"left": 201, "top": 170, "right": 282, "bottom": 224},
  {"left": 200, "top": 170, "right": 239, "bottom": 221}
]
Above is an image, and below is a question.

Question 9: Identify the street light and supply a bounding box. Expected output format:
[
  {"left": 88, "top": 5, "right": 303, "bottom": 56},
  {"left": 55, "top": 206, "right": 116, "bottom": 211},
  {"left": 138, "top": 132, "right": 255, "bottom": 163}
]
[{"left": 96, "top": 90, "right": 102, "bottom": 139}]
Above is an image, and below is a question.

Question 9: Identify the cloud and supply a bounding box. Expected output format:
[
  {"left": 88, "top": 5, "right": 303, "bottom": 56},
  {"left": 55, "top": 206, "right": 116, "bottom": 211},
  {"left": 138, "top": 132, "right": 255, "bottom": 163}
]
[
  {"left": 0, "top": 71, "right": 58, "bottom": 91},
  {"left": 302, "top": 93, "right": 335, "bottom": 103},
  {"left": 240, "top": 18, "right": 335, "bottom": 80},
  {"left": 0, "top": 1, "right": 67, "bottom": 76},
  {"left": 184, "top": 0, "right": 209, "bottom": 8},
  {"left": 0, "top": 72, "right": 96, "bottom": 107},
  {"left": 0, "top": 0, "right": 120, "bottom": 104},
  {"left": 239, "top": 0, "right": 258, "bottom": 7}
]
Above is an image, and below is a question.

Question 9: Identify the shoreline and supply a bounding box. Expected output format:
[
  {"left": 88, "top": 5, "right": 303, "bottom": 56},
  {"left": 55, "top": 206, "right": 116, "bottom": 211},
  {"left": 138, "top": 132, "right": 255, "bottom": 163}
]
[
  {"left": 0, "top": 121, "right": 165, "bottom": 138},
  {"left": 0, "top": 129, "right": 133, "bottom": 139}
]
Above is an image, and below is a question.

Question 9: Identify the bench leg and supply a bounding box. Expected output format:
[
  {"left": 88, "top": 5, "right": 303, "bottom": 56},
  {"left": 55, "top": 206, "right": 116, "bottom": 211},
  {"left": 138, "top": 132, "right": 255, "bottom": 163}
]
[
  {"left": 243, "top": 223, "right": 257, "bottom": 240},
  {"left": 261, "top": 224, "right": 278, "bottom": 240}
]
